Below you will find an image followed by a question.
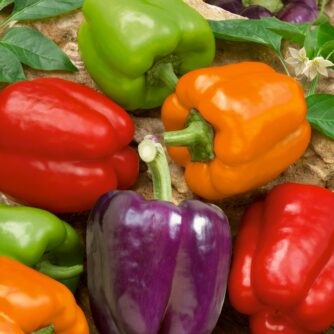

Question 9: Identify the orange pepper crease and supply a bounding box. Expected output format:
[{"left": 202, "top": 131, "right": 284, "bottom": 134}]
[
  {"left": 162, "top": 62, "right": 311, "bottom": 200},
  {"left": 0, "top": 256, "right": 89, "bottom": 334}
]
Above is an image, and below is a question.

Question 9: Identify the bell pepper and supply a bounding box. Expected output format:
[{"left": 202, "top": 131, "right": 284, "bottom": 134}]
[
  {"left": 78, "top": 0, "right": 215, "bottom": 111},
  {"left": 229, "top": 183, "right": 334, "bottom": 334},
  {"left": 162, "top": 62, "right": 311, "bottom": 200},
  {"left": 87, "top": 135, "right": 232, "bottom": 334},
  {"left": 0, "top": 203, "right": 83, "bottom": 292},
  {"left": 0, "top": 256, "right": 89, "bottom": 334},
  {"left": 0, "top": 77, "right": 139, "bottom": 213}
]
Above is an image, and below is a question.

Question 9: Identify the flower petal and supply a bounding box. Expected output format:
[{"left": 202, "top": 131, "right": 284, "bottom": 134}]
[
  {"left": 295, "top": 63, "right": 306, "bottom": 76},
  {"left": 317, "top": 58, "right": 334, "bottom": 68},
  {"left": 299, "top": 48, "right": 307, "bottom": 58},
  {"left": 285, "top": 57, "right": 299, "bottom": 65},
  {"left": 317, "top": 66, "right": 329, "bottom": 77},
  {"left": 288, "top": 47, "right": 300, "bottom": 58}
]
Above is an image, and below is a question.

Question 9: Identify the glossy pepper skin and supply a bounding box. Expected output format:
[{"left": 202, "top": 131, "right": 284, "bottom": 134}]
[
  {"left": 0, "top": 78, "right": 139, "bottom": 213},
  {"left": 78, "top": 0, "right": 215, "bottom": 111},
  {"left": 0, "top": 256, "right": 89, "bottom": 334},
  {"left": 162, "top": 62, "right": 310, "bottom": 201},
  {"left": 87, "top": 137, "right": 232, "bottom": 334},
  {"left": 229, "top": 183, "right": 334, "bottom": 334},
  {"left": 0, "top": 203, "right": 83, "bottom": 292}
]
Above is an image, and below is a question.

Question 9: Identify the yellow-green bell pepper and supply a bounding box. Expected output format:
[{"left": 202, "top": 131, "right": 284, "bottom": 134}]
[{"left": 78, "top": 0, "right": 215, "bottom": 111}]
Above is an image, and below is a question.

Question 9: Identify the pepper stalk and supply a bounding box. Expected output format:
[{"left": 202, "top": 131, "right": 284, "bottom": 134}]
[
  {"left": 163, "top": 109, "right": 215, "bottom": 162},
  {"left": 138, "top": 135, "right": 173, "bottom": 202}
]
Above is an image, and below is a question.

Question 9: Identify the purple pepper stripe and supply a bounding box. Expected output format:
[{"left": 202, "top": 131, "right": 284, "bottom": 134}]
[{"left": 87, "top": 192, "right": 231, "bottom": 334}]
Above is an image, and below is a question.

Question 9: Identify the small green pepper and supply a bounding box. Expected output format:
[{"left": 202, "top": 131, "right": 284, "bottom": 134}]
[
  {"left": 0, "top": 203, "right": 83, "bottom": 292},
  {"left": 78, "top": 0, "right": 215, "bottom": 111}
]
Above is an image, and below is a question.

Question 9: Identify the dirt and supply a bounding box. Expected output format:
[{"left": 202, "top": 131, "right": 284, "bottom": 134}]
[{"left": 0, "top": 0, "right": 334, "bottom": 333}]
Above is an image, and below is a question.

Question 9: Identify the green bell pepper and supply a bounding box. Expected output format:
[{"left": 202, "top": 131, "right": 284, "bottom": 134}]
[
  {"left": 0, "top": 203, "right": 83, "bottom": 292},
  {"left": 78, "top": 0, "right": 215, "bottom": 111}
]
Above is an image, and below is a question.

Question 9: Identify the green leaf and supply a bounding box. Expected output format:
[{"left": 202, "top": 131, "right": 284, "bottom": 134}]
[
  {"left": 208, "top": 19, "right": 282, "bottom": 53},
  {"left": 4, "top": 0, "right": 82, "bottom": 24},
  {"left": 260, "top": 17, "right": 308, "bottom": 45},
  {"left": 0, "top": 44, "right": 25, "bottom": 83},
  {"left": 317, "top": 22, "right": 334, "bottom": 45},
  {"left": 312, "top": 13, "right": 329, "bottom": 26},
  {"left": 304, "top": 26, "right": 319, "bottom": 58},
  {"left": 319, "top": 40, "right": 334, "bottom": 62},
  {"left": 0, "top": 0, "right": 14, "bottom": 11},
  {"left": 307, "top": 94, "right": 334, "bottom": 139},
  {"left": 1, "top": 27, "right": 77, "bottom": 71}
]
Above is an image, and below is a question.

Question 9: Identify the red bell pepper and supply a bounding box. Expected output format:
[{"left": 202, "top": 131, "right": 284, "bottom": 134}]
[
  {"left": 0, "top": 78, "right": 139, "bottom": 213},
  {"left": 229, "top": 183, "right": 334, "bottom": 334}
]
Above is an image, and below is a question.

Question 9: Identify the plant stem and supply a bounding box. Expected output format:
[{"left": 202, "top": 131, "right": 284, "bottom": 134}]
[
  {"left": 164, "top": 109, "right": 215, "bottom": 162},
  {"left": 277, "top": 53, "right": 291, "bottom": 76},
  {"left": 307, "top": 74, "right": 319, "bottom": 96},
  {"left": 35, "top": 261, "right": 83, "bottom": 280},
  {"left": 326, "top": 50, "right": 334, "bottom": 60},
  {"left": 155, "top": 62, "right": 179, "bottom": 91},
  {"left": 319, "top": 0, "right": 329, "bottom": 15},
  {"left": 138, "top": 136, "right": 172, "bottom": 202}
]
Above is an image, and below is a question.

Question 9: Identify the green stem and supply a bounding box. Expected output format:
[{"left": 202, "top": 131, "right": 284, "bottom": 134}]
[
  {"left": 326, "top": 50, "right": 334, "bottom": 60},
  {"left": 163, "top": 109, "right": 215, "bottom": 162},
  {"left": 138, "top": 136, "right": 172, "bottom": 202},
  {"left": 307, "top": 74, "right": 319, "bottom": 96},
  {"left": 154, "top": 62, "right": 179, "bottom": 91},
  {"left": 319, "top": 0, "right": 329, "bottom": 15},
  {"left": 35, "top": 261, "right": 83, "bottom": 280},
  {"left": 277, "top": 53, "right": 291, "bottom": 76},
  {"left": 32, "top": 324, "right": 54, "bottom": 334}
]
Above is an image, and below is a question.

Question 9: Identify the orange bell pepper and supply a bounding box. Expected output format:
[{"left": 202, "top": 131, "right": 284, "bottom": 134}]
[
  {"left": 0, "top": 256, "right": 89, "bottom": 334},
  {"left": 162, "top": 62, "right": 311, "bottom": 200}
]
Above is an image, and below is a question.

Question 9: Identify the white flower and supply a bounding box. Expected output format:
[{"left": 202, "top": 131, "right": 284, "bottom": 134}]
[
  {"left": 285, "top": 47, "right": 309, "bottom": 76},
  {"left": 303, "top": 57, "right": 334, "bottom": 81}
]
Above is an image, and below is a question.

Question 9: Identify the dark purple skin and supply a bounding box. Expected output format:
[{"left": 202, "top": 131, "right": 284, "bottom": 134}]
[
  {"left": 277, "top": 1, "right": 318, "bottom": 22},
  {"left": 87, "top": 191, "right": 232, "bottom": 334},
  {"left": 205, "top": 0, "right": 244, "bottom": 14},
  {"left": 282, "top": 0, "right": 317, "bottom": 10},
  {"left": 241, "top": 5, "right": 274, "bottom": 18}
]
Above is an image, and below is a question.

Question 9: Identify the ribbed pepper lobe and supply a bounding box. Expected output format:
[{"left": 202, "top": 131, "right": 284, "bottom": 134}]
[{"left": 87, "top": 191, "right": 231, "bottom": 334}]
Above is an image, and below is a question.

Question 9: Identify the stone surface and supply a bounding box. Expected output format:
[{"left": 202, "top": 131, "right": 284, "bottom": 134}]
[{"left": 0, "top": 0, "right": 334, "bottom": 333}]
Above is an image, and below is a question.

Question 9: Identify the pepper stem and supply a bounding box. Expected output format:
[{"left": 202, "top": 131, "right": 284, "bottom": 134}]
[
  {"left": 163, "top": 109, "right": 215, "bottom": 162},
  {"left": 154, "top": 62, "right": 179, "bottom": 91},
  {"left": 32, "top": 324, "right": 55, "bottom": 334},
  {"left": 35, "top": 260, "right": 83, "bottom": 280},
  {"left": 138, "top": 136, "right": 173, "bottom": 202}
]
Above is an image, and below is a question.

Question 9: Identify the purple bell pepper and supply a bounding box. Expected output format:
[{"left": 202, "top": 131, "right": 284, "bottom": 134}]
[
  {"left": 87, "top": 136, "right": 232, "bottom": 334},
  {"left": 240, "top": 5, "right": 274, "bottom": 18},
  {"left": 277, "top": 1, "right": 318, "bottom": 22}
]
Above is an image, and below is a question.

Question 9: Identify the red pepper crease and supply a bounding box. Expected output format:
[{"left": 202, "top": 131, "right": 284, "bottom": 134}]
[
  {"left": 229, "top": 183, "right": 334, "bottom": 334},
  {"left": 0, "top": 78, "right": 139, "bottom": 213}
]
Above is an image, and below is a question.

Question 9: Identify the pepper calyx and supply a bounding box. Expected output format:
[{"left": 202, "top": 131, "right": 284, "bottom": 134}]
[
  {"left": 163, "top": 109, "right": 215, "bottom": 162},
  {"left": 146, "top": 55, "right": 180, "bottom": 91},
  {"left": 32, "top": 324, "right": 55, "bottom": 334},
  {"left": 35, "top": 260, "right": 83, "bottom": 280}
]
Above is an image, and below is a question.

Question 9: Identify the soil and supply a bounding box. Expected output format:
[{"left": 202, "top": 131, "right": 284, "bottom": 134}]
[{"left": 1, "top": 0, "right": 334, "bottom": 333}]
